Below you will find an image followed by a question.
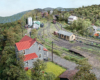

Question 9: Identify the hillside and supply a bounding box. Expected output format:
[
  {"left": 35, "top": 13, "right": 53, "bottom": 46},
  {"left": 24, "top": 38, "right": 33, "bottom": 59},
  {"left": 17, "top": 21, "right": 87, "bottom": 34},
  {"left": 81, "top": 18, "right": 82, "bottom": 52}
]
[
  {"left": 0, "top": 10, "right": 31, "bottom": 23},
  {"left": 70, "top": 4, "right": 100, "bottom": 26}
]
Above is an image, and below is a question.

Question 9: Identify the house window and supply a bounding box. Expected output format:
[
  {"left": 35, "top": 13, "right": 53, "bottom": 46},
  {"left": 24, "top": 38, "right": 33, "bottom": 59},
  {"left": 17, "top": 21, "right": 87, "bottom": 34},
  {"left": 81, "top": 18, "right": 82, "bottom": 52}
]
[
  {"left": 39, "top": 54, "right": 41, "bottom": 58},
  {"left": 44, "top": 52, "right": 46, "bottom": 55},
  {"left": 39, "top": 46, "right": 41, "bottom": 50},
  {"left": 32, "top": 59, "right": 34, "bottom": 60},
  {"left": 23, "top": 50, "right": 25, "bottom": 54},
  {"left": 26, "top": 61, "right": 28, "bottom": 66}
]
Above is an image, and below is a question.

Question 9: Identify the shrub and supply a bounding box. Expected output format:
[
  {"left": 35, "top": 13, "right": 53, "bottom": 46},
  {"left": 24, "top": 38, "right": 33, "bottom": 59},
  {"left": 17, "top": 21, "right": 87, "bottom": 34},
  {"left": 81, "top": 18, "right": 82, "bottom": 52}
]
[
  {"left": 62, "top": 48, "right": 69, "bottom": 51},
  {"left": 53, "top": 50, "right": 61, "bottom": 56}
]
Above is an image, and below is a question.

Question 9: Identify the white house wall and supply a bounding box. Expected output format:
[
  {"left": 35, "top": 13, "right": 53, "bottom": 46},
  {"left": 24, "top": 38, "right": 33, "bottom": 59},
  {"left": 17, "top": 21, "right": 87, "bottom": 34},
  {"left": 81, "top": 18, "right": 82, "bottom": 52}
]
[{"left": 16, "top": 42, "right": 48, "bottom": 68}]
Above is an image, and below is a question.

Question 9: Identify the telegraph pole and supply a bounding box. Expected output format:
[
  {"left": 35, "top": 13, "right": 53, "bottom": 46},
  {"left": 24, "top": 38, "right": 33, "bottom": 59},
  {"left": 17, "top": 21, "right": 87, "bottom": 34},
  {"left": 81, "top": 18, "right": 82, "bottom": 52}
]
[
  {"left": 52, "top": 41, "right": 53, "bottom": 62},
  {"left": 21, "top": 22, "right": 23, "bottom": 37}
]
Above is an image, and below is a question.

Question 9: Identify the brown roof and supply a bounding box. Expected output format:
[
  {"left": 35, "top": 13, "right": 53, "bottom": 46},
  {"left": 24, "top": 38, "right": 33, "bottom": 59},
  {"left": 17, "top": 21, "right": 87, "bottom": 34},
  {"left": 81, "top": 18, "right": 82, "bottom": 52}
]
[{"left": 59, "top": 69, "right": 78, "bottom": 80}]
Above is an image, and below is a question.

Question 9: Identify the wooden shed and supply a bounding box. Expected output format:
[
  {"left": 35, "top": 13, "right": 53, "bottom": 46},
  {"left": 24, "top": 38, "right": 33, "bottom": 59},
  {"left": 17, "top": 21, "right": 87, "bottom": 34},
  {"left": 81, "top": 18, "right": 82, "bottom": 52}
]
[
  {"left": 57, "top": 30, "right": 75, "bottom": 41},
  {"left": 59, "top": 70, "right": 78, "bottom": 80}
]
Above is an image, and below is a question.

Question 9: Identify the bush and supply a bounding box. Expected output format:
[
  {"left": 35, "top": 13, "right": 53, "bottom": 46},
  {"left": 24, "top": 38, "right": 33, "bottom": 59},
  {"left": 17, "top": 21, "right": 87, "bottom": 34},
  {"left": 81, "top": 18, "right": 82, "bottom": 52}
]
[
  {"left": 62, "top": 48, "right": 69, "bottom": 51},
  {"left": 53, "top": 50, "right": 61, "bottom": 56},
  {"left": 64, "top": 56, "right": 80, "bottom": 63}
]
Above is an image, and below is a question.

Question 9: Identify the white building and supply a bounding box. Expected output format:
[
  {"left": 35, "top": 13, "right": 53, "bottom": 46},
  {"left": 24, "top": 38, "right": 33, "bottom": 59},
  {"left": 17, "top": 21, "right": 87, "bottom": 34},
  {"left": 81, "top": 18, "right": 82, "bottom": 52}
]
[
  {"left": 50, "top": 10, "right": 53, "bottom": 15},
  {"left": 28, "top": 17, "right": 32, "bottom": 26},
  {"left": 68, "top": 16, "right": 78, "bottom": 24},
  {"left": 33, "top": 21, "right": 40, "bottom": 29}
]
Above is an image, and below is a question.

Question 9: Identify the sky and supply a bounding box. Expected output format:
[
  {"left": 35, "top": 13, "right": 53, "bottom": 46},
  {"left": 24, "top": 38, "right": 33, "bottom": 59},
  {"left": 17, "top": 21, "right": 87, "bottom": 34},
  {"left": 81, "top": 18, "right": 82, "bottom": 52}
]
[{"left": 0, "top": 0, "right": 100, "bottom": 17}]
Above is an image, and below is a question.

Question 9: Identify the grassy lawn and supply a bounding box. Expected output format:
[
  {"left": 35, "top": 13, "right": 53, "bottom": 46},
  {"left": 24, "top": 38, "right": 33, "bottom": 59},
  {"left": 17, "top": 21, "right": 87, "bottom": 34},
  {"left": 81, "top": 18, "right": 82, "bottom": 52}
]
[
  {"left": 45, "top": 62, "right": 66, "bottom": 80},
  {"left": 26, "top": 62, "right": 66, "bottom": 80}
]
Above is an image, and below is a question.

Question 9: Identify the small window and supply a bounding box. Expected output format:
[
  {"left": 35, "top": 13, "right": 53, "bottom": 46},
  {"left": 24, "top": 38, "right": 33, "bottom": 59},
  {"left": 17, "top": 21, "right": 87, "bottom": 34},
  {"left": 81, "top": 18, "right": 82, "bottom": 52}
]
[
  {"left": 26, "top": 61, "right": 28, "bottom": 65},
  {"left": 23, "top": 50, "right": 25, "bottom": 54},
  {"left": 32, "top": 59, "right": 34, "bottom": 60},
  {"left": 44, "top": 52, "right": 46, "bottom": 55},
  {"left": 39, "top": 54, "right": 41, "bottom": 58},
  {"left": 39, "top": 46, "right": 41, "bottom": 50}
]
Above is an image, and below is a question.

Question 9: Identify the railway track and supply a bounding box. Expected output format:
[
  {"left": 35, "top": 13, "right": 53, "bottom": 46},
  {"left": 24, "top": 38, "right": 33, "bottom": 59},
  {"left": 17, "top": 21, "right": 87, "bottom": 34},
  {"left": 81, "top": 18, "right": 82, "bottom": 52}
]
[
  {"left": 56, "top": 22, "right": 100, "bottom": 48},
  {"left": 37, "top": 22, "right": 84, "bottom": 59}
]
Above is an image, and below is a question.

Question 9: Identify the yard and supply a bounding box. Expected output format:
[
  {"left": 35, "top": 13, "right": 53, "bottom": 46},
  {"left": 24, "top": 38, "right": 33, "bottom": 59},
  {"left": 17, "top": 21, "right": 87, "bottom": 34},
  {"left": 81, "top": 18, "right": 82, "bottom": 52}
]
[{"left": 26, "top": 61, "right": 66, "bottom": 80}]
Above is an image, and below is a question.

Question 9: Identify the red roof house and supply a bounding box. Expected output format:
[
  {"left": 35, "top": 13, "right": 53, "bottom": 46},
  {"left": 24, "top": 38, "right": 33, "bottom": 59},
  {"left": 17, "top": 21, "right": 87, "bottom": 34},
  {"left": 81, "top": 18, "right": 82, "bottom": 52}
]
[{"left": 15, "top": 35, "right": 48, "bottom": 68}]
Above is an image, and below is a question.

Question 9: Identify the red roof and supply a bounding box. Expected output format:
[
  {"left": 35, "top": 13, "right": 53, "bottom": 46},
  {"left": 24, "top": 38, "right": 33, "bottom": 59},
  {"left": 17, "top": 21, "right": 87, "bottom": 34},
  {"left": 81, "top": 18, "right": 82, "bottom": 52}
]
[
  {"left": 24, "top": 67, "right": 28, "bottom": 71},
  {"left": 15, "top": 35, "right": 36, "bottom": 51},
  {"left": 24, "top": 53, "right": 38, "bottom": 61},
  {"left": 19, "top": 35, "right": 34, "bottom": 42},
  {"left": 43, "top": 48, "right": 48, "bottom": 51}
]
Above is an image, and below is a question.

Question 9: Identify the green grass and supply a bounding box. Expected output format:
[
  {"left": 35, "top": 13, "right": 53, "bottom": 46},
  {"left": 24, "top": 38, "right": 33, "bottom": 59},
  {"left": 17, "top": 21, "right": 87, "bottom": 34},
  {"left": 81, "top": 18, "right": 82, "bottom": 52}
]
[
  {"left": 26, "top": 62, "right": 66, "bottom": 80},
  {"left": 45, "top": 62, "right": 66, "bottom": 80},
  {"left": 62, "top": 47, "right": 69, "bottom": 51},
  {"left": 26, "top": 69, "right": 31, "bottom": 80}
]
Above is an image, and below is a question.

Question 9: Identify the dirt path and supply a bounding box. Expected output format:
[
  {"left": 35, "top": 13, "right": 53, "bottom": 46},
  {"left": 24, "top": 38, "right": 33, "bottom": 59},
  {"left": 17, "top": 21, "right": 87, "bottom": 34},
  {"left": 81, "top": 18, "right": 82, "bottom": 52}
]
[{"left": 26, "top": 28, "right": 32, "bottom": 36}]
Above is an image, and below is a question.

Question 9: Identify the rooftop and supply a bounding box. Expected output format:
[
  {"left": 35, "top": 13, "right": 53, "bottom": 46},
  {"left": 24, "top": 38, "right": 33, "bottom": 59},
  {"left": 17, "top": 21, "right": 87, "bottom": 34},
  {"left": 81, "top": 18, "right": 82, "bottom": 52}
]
[
  {"left": 58, "top": 30, "right": 73, "bottom": 36},
  {"left": 24, "top": 53, "right": 38, "bottom": 61},
  {"left": 15, "top": 35, "right": 36, "bottom": 51},
  {"left": 68, "top": 16, "right": 77, "bottom": 18},
  {"left": 59, "top": 69, "right": 78, "bottom": 80}
]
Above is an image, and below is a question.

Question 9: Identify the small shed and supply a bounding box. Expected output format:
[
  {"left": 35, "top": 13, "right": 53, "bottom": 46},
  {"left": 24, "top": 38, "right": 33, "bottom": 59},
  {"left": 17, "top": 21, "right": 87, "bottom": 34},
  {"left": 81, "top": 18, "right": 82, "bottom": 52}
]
[
  {"left": 57, "top": 30, "right": 75, "bottom": 41},
  {"left": 59, "top": 70, "right": 78, "bottom": 80},
  {"left": 40, "top": 23, "right": 44, "bottom": 27}
]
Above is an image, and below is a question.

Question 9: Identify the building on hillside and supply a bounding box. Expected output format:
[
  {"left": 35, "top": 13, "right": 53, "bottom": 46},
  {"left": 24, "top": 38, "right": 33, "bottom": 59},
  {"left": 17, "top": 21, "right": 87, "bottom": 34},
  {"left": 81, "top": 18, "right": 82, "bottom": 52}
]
[
  {"left": 50, "top": 10, "right": 53, "bottom": 15},
  {"left": 59, "top": 69, "right": 78, "bottom": 80},
  {"left": 57, "top": 30, "right": 75, "bottom": 41},
  {"left": 93, "top": 25, "right": 100, "bottom": 36},
  {"left": 27, "top": 17, "right": 32, "bottom": 26},
  {"left": 41, "top": 11, "right": 48, "bottom": 17},
  {"left": 68, "top": 16, "right": 78, "bottom": 24},
  {"left": 15, "top": 35, "right": 48, "bottom": 69},
  {"left": 33, "top": 21, "right": 40, "bottom": 29}
]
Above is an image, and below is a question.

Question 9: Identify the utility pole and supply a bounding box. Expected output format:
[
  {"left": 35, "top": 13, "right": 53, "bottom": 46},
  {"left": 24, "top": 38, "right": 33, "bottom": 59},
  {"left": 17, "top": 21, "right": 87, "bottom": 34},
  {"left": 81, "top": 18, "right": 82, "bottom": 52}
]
[
  {"left": 43, "top": 28, "right": 44, "bottom": 38},
  {"left": 52, "top": 41, "right": 53, "bottom": 62},
  {"left": 61, "top": 24, "right": 62, "bottom": 30},
  {"left": 21, "top": 22, "right": 23, "bottom": 37}
]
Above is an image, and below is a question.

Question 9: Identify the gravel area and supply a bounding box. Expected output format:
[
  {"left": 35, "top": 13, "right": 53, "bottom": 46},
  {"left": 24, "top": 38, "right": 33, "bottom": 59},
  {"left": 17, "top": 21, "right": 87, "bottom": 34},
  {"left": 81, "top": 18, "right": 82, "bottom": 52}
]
[{"left": 48, "top": 52, "right": 78, "bottom": 70}]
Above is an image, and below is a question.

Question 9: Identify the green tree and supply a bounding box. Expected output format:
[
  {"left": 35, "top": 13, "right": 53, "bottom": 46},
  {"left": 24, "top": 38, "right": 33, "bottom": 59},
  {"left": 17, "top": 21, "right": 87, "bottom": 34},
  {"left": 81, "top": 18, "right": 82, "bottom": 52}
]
[
  {"left": 0, "top": 46, "right": 29, "bottom": 80},
  {"left": 44, "top": 72, "right": 55, "bottom": 80},
  {"left": 31, "top": 59, "right": 46, "bottom": 80},
  {"left": 31, "top": 59, "right": 55, "bottom": 80},
  {"left": 31, "top": 29, "right": 37, "bottom": 38},
  {"left": 73, "top": 59, "right": 97, "bottom": 80}
]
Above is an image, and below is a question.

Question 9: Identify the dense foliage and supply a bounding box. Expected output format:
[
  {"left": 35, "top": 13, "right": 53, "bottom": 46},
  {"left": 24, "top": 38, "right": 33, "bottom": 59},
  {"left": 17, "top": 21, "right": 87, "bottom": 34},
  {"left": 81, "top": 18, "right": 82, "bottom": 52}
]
[
  {"left": 0, "top": 46, "right": 29, "bottom": 80},
  {"left": 31, "top": 59, "right": 55, "bottom": 80},
  {"left": 73, "top": 59, "right": 97, "bottom": 80},
  {"left": 66, "top": 18, "right": 93, "bottom": 36}
]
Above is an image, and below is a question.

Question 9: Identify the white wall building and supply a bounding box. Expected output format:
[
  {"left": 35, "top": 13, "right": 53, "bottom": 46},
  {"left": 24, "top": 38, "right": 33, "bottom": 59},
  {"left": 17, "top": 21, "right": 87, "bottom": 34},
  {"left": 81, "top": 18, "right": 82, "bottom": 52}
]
[
  {"left": 28, "top": 17, "right": 32, "bottom": 26},
  {"left": 68, "top": 16, "right": 78, "bottom": 24},
  {"left": 33, "top": 21, "right": 40, "bottom": 29}
]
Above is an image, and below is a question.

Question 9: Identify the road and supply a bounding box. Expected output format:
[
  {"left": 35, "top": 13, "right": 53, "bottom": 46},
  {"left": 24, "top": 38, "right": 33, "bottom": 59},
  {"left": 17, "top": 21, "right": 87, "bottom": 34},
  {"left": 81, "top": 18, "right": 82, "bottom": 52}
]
[
  {"left": 48, "top": 51, "right": 78, "bottom": 70},
  {"left": 26, "top": 28, "right": 32, "bottom": 36}
]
